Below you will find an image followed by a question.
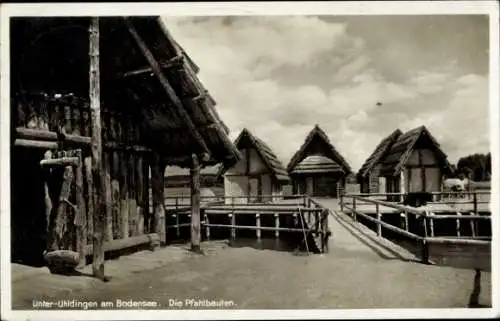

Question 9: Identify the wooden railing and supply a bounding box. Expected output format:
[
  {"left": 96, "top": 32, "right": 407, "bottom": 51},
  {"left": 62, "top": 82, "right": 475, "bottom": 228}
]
[
  {"left": 340, "top": 194, "right": 492, "bottom": 268},
  {"left": 164, "top": 194, "right": 308, "bottom": 209},
  {"left": 163, "top": 194, "right": 330, "bottom": 253},
  {"left": 340, "top": 191, "right": 490, "bottom": 214}
]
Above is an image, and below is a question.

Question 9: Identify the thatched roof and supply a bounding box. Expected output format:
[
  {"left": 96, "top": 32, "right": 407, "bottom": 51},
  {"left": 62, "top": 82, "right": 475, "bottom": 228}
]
[
  {"left": 219, "top": 128, "right": 290, "bottom": 182},
  {"left": 357, "top": 129, "right": 403, "bottom": 179},
  {"left": 380, "top": 125, "right": 454, "bottom": 176},
  {"left": 11, "top": 17, "right": 240, "bottom": 168},
  {"left": 287, "top": 125, "right": 352, "bottom": 175},
  {"left": 165, "top": 164, "right": 221, "bottom": 177},
  {"left": 291, "top": 155, "right": 344, "bottom": 174}
]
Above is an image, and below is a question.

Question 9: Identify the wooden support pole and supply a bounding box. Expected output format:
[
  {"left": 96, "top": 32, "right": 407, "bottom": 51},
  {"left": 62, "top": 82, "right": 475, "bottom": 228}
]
[
  {"left": 429, "top": 212, "right": 435, "bottom": 237},
  {"left": 456, "top": 212, "right": 462, "bottom": 237},
  {"left": 352, "top": 197, "right": 357, "bottom": 221},
  {"left": 89, "top": 17, "right": 106, "bottom": 280},
  {"left": 376, "top": 203, "right": 382, "bottom": 237},
  {"left": 151, "top": 153, "right": 166, "bottom": 244},
  {"left": 190, "top": 154, "right": 202, "bottom": 252},
  {"left": 136, "top": 154, "right": 144, "bottom": 235},
  {"left": 274, "top": 213, "right": 280, "bottom": 239},
  {"left": 204, "top": 212, "right": 210, "bottom": 240},
  {"left": 404, "top": 211, "right": 409, "bottom": 232},
  {"left": 175, "top": 214, "right": 180, "bottom": 238},
  {"left": 74, "top": 150, "right": 87, "bottom": 268},
  {"left": 470, "top": 212, "right": 477, "bottom": 238},
  {"left": 110, "top": 114, "right": 121, "bottom": 239},
  {"left": 256, "top": 213, "right": 261, "bottom": 241},
  {"left": 43, "top": 151, "right": 53, "bottom": 235},
  {"left": 473, "top": 192, "right": 478, "bottom": 214},
  {"left": 340, "top": 194, "right": 344, "bottom": 212},
  {"left": 84, "top": 156, "right": 94, "bottom": 245},
  {"left": 230, "top": 212, "right": 236, "bottom": 241}
]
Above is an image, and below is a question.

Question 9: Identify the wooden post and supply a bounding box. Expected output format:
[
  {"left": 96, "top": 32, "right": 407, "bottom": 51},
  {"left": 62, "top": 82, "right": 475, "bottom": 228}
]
[
  {"left": 456, "top": 212, "right": 462, "bottom": 237},
  {"left": 429, "top": 212, "right": 435, "bottom": 237},
  {"left": 468, "top": 269, "right": 482, "bottom": 307},
  {"left": 375, "top": 203, "right": 381, "bottom": 237},
  {"left": 340, "top": 194, "right": 344, "bottom": 212},
  {"left": 84, "top": 156, "right": 94, "bottom": 245},
  {"left": 89, "top": 17, "right": 106, "bottom": 280},
  {"left": 43, "top": 151, "right": 53, "bottom": 235},
  {"left": 421, "top": 213, "right": 430, "bottom": 264},
  {"left": 151, "top": 153, "right": 166, "bottom": 244},
  {"left": 136, "top": 154, "right": 144, "bottom": 235},
  {"left": 190, "top": 154, "right": 202, "bottom": 253},
  {"left": 274, "top": 213, "right": 280, "bottom": 239},
  {"left": 175, "top": 214, "right": 180, "bottom": 238},
  {"left": 404, "top": 211, "right": 409, "bottom": 232},
  {"left": 204, "top": 212, "right": 210, "bottom": 241},
  {"left": 470, "top": 212, "right": 476, "bottom": 238},
  {"left": 118, "top": 115, "right": 129, "bottom": 239},
  {"left": 473, "top": 192, "right": 478, "bottom": 214},
  {"left": 75, "top": 149, "right": 87, "bottom": 268},
  {"left": 229, "top": 212, "right": 236, "bottom": 242},
  {"left": 256, "top": 213, "right": 261, "bottom": 242},
  {"left": 352, "top": 197, "right": 357, "bottom": 221}
]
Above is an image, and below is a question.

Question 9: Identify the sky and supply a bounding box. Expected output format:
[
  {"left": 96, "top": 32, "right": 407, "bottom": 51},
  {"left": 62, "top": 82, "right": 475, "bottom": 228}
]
[{"left": 163, "top": 15, "right": 490, "bottom": 172}]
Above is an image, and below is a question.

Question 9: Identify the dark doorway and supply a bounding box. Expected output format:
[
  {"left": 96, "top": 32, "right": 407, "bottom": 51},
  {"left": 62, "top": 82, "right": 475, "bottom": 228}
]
[{"left": 11, "top": 147, "right": 49, "bottom": 266}]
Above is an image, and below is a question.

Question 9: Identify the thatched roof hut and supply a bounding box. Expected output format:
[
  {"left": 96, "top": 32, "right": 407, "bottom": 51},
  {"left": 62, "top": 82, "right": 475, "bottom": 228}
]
[
  {"left": 357, "top": 125, "right": 454, "bottom": 200},
  {"left": 10, "top": 17, "right": 239, "bottom": 268},
  {"left": 357, "top": 129, "right": 403, "bottom": 193},
  {"left": 287, "top": 125, "right": 351, "bottom": 197},
  {"left": 220, "top": 128, "right": 290, "bottom": 204}
]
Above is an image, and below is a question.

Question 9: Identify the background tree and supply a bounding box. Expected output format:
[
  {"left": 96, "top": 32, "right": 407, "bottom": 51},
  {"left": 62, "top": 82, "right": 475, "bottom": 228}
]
[{"left": 456, "top": 152, "right": 491, "bottom": 181}]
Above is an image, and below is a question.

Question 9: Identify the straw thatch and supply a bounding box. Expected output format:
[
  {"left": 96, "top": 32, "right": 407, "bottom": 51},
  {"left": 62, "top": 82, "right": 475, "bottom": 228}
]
[
  {"left": 291, "top": 155, "right": 344, "bottom": 174},
  {"left": 287, "top": 125, "right": 352, "bottom": 174},
  {"left": 219, "top": 128, "right": 290, "bottom": 182},
  {"left": 11, "top": 17, "right": 240, "bottom": 168},
  {"left": 357, "top": 129, "right": 403, "bottom": 180},
  {"left": 380, "top": 125, "right": 454, "bottom": 176}
]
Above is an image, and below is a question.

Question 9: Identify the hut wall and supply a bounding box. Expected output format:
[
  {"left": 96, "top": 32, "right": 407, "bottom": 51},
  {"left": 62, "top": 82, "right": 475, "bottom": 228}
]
[
  {"left": 249, "top": 148, "right": 267, "bottom": 173},
  {"left": 11, "top": 94, "right": 154, "bottom": 263},
  {"left": 369, "top": 164, "right": 382, "bottom": 193},
  {"left": 405, "top": 148, "right": 442, "bottom": 193},
  {"left": 224, "top": 175, "right": 248, "bottom": 205},
  {"left": 261, "top": 174, "right": 272, "bottom": 202}
]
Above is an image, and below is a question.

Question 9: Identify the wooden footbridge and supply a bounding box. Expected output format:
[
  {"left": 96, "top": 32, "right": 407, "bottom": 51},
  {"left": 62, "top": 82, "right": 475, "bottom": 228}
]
[{"left": 163, "top": 191, "right": 492, "bottom": 272}]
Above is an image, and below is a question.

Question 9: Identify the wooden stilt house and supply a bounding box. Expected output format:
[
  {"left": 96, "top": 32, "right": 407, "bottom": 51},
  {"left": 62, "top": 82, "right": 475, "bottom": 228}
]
[
  {"left": 357, "top": 129, "right": 403, "bottom": 194},
  {"left": 362, "top": 125, "right": 454, "bottom": 201},
  {"left": 10, "top": 17, "right": 240, "bottom": 272},
  {"left": 219, "top": 128, "right": 290, "bottom": 204},
  {"left": 287, "top": 125, "right": 352, "bottom": 197}
]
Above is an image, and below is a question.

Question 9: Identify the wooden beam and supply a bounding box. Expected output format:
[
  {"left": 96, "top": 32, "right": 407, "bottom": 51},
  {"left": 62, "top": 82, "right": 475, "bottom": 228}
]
[
  {"left": 190, "top": 153, "right": 202, "bottom": 253},
  {"left": 89, "top": 17, "right": 106, "bottom": 281},
  {"left": 74, "top": 149, "right": 87, "bottom": 268},
  {"left": 40, "top": 157, "right": 79, "bottom": 167},
  {"left": 121, "top": 55, "right": 184, "bottom": 78},
  {"left": 123, "top": 17, "right": 211, "bottom": 158}
]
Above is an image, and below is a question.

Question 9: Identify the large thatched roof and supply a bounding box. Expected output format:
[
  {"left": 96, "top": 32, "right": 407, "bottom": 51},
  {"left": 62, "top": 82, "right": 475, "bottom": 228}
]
[
  {"left": 380, "top": 125, "right": 454, "bottom": 176},
  {"left": 11, "top": 17, "right": 240, "bottom": 168},
  {"left": 291, "top": 155, "right": 344, "bottom": 174},
  {"left": 287, "top": 125, "right": 352, "bottom": 175},
  {"left": 219, "top": 128, "right": 290, "bottom": 182},
  {"left": 357, "top": 129, "right": 403, "bottom": 179}
]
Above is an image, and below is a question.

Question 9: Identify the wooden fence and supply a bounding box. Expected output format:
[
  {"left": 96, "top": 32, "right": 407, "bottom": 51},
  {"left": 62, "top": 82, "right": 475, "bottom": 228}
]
[
  {"left": 340, "top": 194, "right": 492, "bottom": 271},
  {"left": 163, "top": 194, "right": 330, "bottom": 253}
]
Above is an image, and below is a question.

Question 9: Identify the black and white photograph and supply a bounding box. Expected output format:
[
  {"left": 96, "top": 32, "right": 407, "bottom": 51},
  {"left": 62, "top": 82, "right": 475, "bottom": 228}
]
[{"left": 0, "top": 2, "right": 498, "bottom": 320}]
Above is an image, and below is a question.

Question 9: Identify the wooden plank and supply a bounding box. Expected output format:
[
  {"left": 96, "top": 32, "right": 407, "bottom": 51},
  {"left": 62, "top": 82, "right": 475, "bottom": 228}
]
[
  {"left": 256, "top": 213, "right": 261, "bottom": 241},
  {"left": 89, "top": 17, "right": 105, "bottom": 280},
  {"left": 47, "top": 165, "right": 74, "bottom": 251},
  {"left": 203, "top": 223, "right": 314, "bottom": 233},
  {"left": 40, "top": 157, "right": 79, "bottom": 167},
  {"left": 190, "top": 154, "right": 202, "bottom": 252},
  {"left": 84, "top": 233, "right": 160, "bottom": 256}
]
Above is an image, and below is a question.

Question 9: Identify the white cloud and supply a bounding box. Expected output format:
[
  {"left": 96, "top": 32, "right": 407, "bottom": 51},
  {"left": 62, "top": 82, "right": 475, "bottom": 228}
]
[{"left": 164, "top": 16, "right": 490, "bottom": 171}]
